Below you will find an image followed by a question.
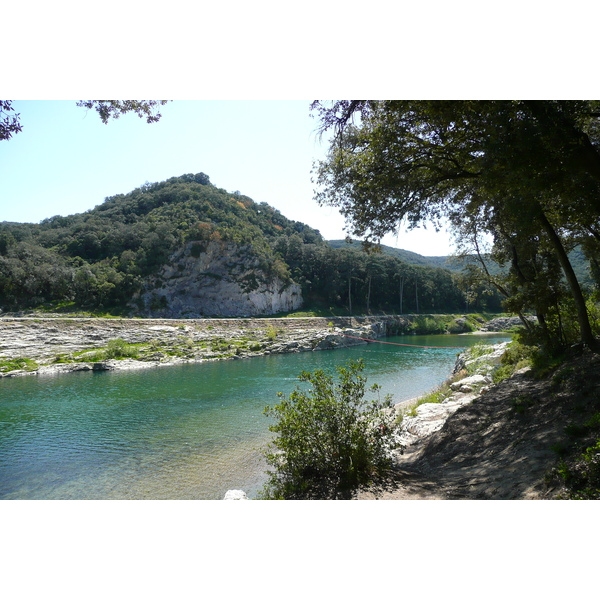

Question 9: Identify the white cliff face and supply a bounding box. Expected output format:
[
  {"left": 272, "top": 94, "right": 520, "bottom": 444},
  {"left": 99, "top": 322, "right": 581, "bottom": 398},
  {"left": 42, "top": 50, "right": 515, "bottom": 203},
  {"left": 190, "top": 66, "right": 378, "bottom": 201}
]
[{"left": 136, "top": 241, "right": 303, "bottom": 317}]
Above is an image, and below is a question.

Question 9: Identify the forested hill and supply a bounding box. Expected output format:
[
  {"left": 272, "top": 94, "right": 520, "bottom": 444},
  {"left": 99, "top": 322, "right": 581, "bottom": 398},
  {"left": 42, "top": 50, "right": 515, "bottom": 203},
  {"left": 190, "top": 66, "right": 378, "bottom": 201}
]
[
  {"left": 327, "top": 239, "right": 458, "bottom": 271},
  {"left": 0, "top": 173, "right": 500, "bottom": 316}
]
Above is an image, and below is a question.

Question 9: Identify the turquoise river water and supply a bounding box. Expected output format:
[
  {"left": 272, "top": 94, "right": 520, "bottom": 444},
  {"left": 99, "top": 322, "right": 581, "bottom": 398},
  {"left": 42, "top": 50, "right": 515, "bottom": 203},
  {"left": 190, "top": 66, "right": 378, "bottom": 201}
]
[{"left": 0, "top": 333, "right": 510, "bottom": 500}]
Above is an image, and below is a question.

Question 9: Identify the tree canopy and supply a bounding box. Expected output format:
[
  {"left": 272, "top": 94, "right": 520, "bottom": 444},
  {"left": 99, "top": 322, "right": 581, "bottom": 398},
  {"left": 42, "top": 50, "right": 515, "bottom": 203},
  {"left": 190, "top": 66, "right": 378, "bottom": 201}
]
[
  {"left": 0, "top": 100, "right": 169, "bottom": 141},
  {"left": 0, "top": 101, "right": 22, "bottom": 141},
  {"left": 75, "top": 100, "right": 169, "bottom": 124},
  {"left": 313, "top": 100, "right": 600, "bottom": 350}
]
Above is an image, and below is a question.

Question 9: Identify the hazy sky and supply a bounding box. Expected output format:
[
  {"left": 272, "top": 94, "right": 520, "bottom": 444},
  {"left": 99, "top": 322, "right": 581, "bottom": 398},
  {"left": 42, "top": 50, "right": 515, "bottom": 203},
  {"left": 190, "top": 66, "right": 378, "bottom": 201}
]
[{"left": 0, "top": 100, "right": 456, "bottom": 255}]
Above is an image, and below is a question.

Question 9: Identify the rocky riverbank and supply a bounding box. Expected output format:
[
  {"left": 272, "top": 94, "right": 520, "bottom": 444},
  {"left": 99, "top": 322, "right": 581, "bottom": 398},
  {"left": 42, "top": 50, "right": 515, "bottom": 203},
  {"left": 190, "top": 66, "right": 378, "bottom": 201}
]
[
  {"left": 222, "top": 333, "right": 599, "bottom": 501},
  {"left": 357, "top": 342, "right": 600, "bottom": 500},
  {"left": 0, "top": 313, "right": 520, "bottom": 378},
  {"left": 0, "top": 315, "right": 397, "bottom": 378},
  {"left": 391, "top": 341, "right": 511, "bottom": 447}
]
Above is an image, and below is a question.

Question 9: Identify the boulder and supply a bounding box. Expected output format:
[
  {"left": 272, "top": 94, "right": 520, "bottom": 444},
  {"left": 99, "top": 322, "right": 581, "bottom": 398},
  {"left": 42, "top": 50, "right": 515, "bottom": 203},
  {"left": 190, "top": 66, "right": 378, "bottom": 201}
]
[
  {"left": 450, "top": 373, "right": 488, "bottom": 393},
  {"left": 224, "top": 490, "right": 248, "bottom": 500}
]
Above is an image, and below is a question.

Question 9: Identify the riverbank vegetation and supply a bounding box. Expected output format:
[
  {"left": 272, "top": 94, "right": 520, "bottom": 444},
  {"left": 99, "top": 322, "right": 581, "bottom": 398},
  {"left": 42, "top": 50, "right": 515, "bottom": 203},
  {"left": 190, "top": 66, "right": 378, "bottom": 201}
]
[
  {"left": 313, "top": 101, "right": 600, "bottom": 356},
  {"left": 260, "top": 359, "right": 400, "bottom": 499},
  {"left": 309, "top": 101, "right": 600, "bottom": 499},
  {"left": 371, "top": 339, "right": 600, "bottom": 499}
]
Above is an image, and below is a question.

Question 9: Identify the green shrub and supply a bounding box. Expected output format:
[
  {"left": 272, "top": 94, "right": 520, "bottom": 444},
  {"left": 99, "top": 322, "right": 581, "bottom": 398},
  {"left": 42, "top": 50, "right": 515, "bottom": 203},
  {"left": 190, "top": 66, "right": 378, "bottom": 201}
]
[
  {"left": 265, "top": 325, "right": 279, "bottom": 341},
  {"left": 490, "top": 340, "right": 536, "bottom": 383},
  {"left": 409, "top": 315, "right": 447, "bottom": 334},
  {"left": 104, "top": 338, "right": 139, "bottom": 359},
  {"left": 469, "top": 343, "right": 497, "bottom": 359},
  {"left": 259, "top": 359, "right": 401, "bottom": 499},
  {"left": 80, "top": 338, "right": 140, "bottom": 362}
]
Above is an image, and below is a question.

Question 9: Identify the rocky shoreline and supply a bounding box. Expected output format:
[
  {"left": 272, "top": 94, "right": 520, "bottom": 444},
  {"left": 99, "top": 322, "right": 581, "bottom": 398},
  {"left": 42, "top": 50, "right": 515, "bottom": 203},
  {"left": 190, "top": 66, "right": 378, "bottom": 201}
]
[
  {"left": 357, "top": 343, "right": 600, "bottom": 500},
  {"left": 227, "top": 337, "right": 599, "bottom": 501},
  {"left": 0, "top": 315, "right": 393, "bottom": 378},
  {"left": 0, "top": 313, "right": 522, "bottom": 379},
  {"left": 392, "top": 341, "right": 511, "bottom": 447}
]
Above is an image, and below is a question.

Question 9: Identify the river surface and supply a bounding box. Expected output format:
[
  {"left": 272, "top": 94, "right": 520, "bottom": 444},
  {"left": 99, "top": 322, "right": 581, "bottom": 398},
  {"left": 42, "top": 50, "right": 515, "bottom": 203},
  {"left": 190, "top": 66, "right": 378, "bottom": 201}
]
[{"left": 0, "top": 333, "right": 510, "bottom": 500}]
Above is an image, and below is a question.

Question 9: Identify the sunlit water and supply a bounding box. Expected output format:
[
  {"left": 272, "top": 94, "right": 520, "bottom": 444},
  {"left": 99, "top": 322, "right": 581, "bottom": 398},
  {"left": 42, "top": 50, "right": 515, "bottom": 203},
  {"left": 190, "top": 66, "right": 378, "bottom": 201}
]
[{"left": 0, "top": 333, "right": 510, "bottom": 500}]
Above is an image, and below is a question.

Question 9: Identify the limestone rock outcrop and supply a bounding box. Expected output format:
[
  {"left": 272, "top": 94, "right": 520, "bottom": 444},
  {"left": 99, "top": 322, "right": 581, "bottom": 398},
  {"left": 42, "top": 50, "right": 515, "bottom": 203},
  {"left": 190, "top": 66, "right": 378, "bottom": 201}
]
[{"left": 135, "top": 241, "right": 303, "bottom": 318}]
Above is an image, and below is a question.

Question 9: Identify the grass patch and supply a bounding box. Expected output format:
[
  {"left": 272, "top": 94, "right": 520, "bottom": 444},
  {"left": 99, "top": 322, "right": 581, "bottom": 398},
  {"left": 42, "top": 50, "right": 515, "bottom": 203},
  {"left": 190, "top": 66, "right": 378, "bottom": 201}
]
[
  {"left": 489, "top": 341, "right": 536, "bottom": 383},
  {"left": 403, "top": 388, "right": 445, "bottom": 418},
  {"left": 469, "top": 343, "right": 497, "bottom": 359},
  {"left": 398, "top": 371, "right": 466, "bottom": 422},
  {"left": 0, "top": 357, "right": 39, "bottom": 372}
]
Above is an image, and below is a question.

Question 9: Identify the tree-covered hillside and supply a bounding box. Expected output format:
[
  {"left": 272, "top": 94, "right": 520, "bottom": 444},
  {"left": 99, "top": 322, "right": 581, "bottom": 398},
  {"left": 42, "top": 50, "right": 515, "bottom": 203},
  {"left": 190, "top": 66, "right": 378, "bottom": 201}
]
[
  {"left": 328, "top": 239, "right": 458, "bottom": 270},
  {"left": 0, "top": 173, "right": 498, "bottom": 316}
]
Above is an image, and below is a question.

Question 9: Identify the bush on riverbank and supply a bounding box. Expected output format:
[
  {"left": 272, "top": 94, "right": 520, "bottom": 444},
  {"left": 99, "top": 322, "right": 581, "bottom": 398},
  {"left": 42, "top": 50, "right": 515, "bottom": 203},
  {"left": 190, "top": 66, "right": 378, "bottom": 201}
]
[
  {"left": 259, "top": 359, "right": 401, "bottom": 499},
  {"left": 83, "top": 338, "right": 141, "bottom": 362}
]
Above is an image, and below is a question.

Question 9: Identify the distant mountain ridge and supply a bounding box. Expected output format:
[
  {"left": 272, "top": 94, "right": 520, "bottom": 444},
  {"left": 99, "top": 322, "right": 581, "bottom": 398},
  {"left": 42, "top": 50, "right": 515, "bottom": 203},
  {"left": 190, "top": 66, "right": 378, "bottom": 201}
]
[
  {"left": 327, "top": 239, "right": 594, "bottom": 288},
  {"left": 326, "top": 239, "right": 463, "bottom": 271}
]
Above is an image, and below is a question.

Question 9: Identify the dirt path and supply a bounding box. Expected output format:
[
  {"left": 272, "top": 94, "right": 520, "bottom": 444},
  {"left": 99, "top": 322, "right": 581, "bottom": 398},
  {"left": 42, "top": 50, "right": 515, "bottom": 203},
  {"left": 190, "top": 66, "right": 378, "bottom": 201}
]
[{"left": 358, "top": 349, "right": 600, "bottom": 500}]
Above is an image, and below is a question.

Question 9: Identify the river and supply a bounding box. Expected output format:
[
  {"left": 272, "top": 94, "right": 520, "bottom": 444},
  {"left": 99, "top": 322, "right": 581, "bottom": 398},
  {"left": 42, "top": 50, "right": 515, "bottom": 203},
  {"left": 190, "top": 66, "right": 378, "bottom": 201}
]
[{"left": 0, "top": 333, "right": 510, "bottom": 500}]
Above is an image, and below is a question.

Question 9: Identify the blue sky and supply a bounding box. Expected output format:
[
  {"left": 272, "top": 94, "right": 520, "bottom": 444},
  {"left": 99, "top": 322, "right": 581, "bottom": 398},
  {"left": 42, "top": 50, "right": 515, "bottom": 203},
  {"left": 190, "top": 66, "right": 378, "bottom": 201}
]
[
  {"left": 0, "top": 100, "right": 456, "bottom": 255},
  {"left": 2, "top": 5, "right": 594, "bottom": 257}
]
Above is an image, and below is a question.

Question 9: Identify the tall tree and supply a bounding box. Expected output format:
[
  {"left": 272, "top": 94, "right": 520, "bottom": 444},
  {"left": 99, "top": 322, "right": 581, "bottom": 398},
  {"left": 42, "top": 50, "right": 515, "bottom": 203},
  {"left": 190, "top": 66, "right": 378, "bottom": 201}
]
[{"left": 313, "top": 100, "right": 600, "bottom": 349}]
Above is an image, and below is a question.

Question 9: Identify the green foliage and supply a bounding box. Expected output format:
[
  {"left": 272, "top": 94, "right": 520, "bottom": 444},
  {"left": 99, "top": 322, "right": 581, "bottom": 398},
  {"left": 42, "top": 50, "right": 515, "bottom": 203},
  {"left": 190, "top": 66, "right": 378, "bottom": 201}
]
[
  {"left": 408, "top": 316, "right": 447, "bottom": 334},
  {"left": 468, "top": 343, "right": 497, "bottom": 359},
  {"left": 0, "top": 101, "right": 23, "bottom": 141},
  {"left": 499, "top": 341, "right": 536, "bottom": 368},
  {"left": 0, "top": 174, "right": 322, "bottom": 313},
  {"left": 403, "top": 389, "right": 444, "bottom": 418},
  {"left": 0, "top": 356, "right": 39, "bottom": 372},
  {"left": 2, "top": 100, "right": 168, "bottom": 143},
  {"left": 313, "top": 100, "right": 600, "bottom": 350},
  {"left": 490, "top": 340, "right": 536, "bottom": 383},
  {"left": 556, "top": 438, "right": 600, "bottom": 499},
  {"left": 84, "top": 338, "right": 140, "bottom": 362},
  {"left": 265, "top": 325, "right": 279, "bottom": 341},
  {"left": 551, "top": 409, "right": 600, "bottom": 498},
  {"left": 104, "top": 338, "right": 139, "bottom": 359},
  {"left": 75, "top": 100, "right": 169, "bottom": 124},
  {"left": 259, "top": 360, "right": 400, "bottom": 499}
]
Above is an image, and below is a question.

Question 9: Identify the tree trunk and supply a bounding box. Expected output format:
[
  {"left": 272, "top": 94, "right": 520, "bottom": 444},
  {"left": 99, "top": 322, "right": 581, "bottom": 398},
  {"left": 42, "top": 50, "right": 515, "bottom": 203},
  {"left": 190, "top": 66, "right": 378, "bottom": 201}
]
[
  {"left": 348, "top": 276, "right": 352, "bottom": 314},
  {"left": 399, "top": 276, "right": 404, "bottom": 314},
  {"left": 415, "top": 280, "right": 419, "bottom": 313},
  {"left": 535, "top": 205, "right": 596, "bottom": 348}
]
